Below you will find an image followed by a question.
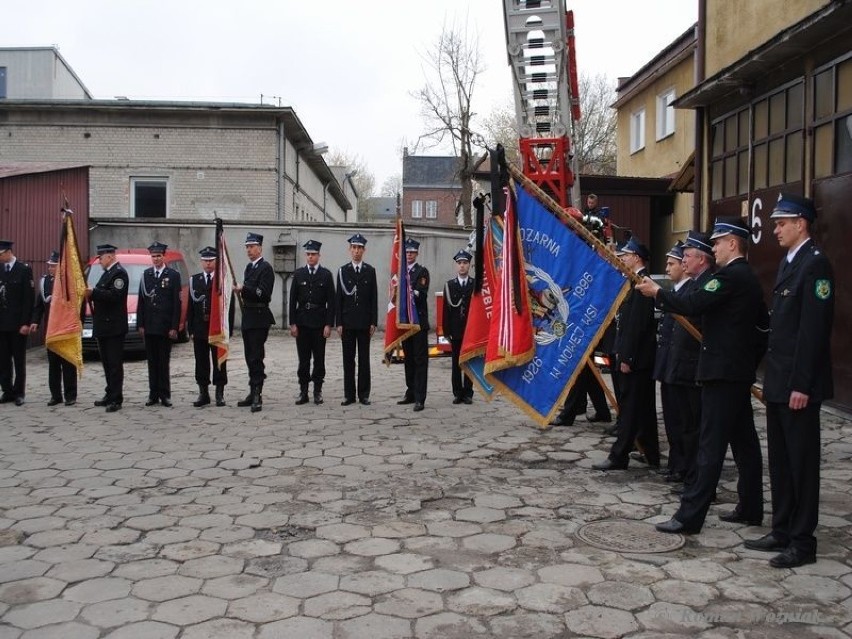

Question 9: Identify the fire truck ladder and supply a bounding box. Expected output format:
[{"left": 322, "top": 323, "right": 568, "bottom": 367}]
[{"left": 503, "top": 0, "right": 581, "bottom": 210}]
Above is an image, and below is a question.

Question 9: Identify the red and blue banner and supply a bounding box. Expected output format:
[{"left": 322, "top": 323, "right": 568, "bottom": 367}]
[{"left": 383, "top": 217, "right": 420, "bottom": 361}]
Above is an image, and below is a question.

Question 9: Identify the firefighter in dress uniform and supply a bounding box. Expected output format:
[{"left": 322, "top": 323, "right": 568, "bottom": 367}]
[
  {"left": 236, "top": 233, "right": 275, "bottom": 413},
  {"left": 637, "top": 217, "right": 769, "bottom": 535},
  {"left": 187, "top": 247, "right": 234, "bottom": 408},
  {"left": 289, "top": 240, "right": 335, "bottom": 405},
  {"left": 442, "top": 249, "right": 474, "bottom": 405},
  {"left": 0, "top": 239, "right": 35, "bottom": 406},
  {"left": 396, "top": 238, "right": 430, "bottom": 412},
  {"left": 336, "top": 233, "right": 378, "bottom": 406},
  {"left": 744, "top": 194, "right": 834, "bottom": 569},
  {"left": 137, "top": 242, "right": 182, "bottom": 407},
  {"left": 86, "top": 244, "right": 128, "bottom": 413},
  {"left": 30, "top": 251, "right": 77, "bottom": 406}
]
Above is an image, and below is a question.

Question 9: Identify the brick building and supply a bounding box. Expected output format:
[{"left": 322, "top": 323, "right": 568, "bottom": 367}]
[{"left": 401, "top": 151, "right": 464, "bottom": 227}]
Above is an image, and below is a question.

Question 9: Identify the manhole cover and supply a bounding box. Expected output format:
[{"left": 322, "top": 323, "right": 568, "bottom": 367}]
[{"left": 577, "top": 520, "right": 685, "bottom": 553}]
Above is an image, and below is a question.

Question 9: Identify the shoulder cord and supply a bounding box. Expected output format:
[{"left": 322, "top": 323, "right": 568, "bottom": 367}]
[
  {"left": 189, "top": 276, "right": 206, "bottom": 303},
  {"left": 337, "top": 267, "right": 358, "bottom": 297},
  {"left": 444, "top": 281, "right": 463, "bottom": 308}
]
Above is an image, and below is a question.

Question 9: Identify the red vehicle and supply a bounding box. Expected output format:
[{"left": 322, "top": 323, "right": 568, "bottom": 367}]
[{"left": 82, "top": 248, "right": 190, "bottom": 353}]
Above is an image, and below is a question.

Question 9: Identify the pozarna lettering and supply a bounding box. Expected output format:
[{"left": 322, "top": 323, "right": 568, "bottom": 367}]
[{"left": 520, "top": 227, "right": 561, "bottom": 258}]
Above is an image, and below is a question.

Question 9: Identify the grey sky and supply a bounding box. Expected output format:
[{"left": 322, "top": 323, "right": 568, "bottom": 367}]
[{"left": 3, "top": 0, "right": 697, "bottom": 188}]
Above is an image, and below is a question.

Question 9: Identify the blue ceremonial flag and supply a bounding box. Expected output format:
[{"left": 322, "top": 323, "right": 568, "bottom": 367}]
[{"left": 488, "top": 184, "right": 630, "bottom": 426}]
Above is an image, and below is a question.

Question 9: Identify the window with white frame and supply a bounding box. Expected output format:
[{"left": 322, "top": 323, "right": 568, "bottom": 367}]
[
  {"left": 411, "top": 200, "right": 423, "bottom": 218},
  {"left": 630, "top": 108, "right": 646, "bottom": 153},
  {"left": 131, "top": 177, "right": 168, "bottom": 218},
  {"left": 657, "top": 88, "right": 676, "bottom": 140},
  {"left": 426, "top": 200, "right": 437, "bottom": 218}
]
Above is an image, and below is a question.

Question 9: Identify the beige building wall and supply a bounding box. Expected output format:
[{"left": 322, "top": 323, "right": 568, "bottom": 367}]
[
  {"left": 705, "top": 0, "right": 829, "bottom": 77},
  {"left": 616, "top": 56, "right": 696, "bottom": 178}
]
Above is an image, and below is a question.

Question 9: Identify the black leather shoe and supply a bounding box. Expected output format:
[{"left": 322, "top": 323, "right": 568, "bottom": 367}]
[
  {"left": 744, "top": 533, "right": 788, "bottom": 552},
  {"left": 145, "top": 399, "right": 158, "bottom": 407},
  {"left": 671, "top": 486, "right": 685, "bottom": 495},
  {"left": 295, "top": 394, "right": 309, "bottom": 405},
  {"left": 719, "top": 509, "right": 762, "bottom": 526},
  {"left": 64, "top": 400, "right": 77, "bottom": 406},
  {"left": 47, "top": 398, "right": 62, "bottom": 406},
  {"left": 413, "top": 402, "right": 425, "bottom": 412},
  {"left": 588, "top": 413, "right": 612, "bottom": 423},
  {"left": 237, "top": 394, "right": 253, "bottom": 407},
  {"left": 14, "top": 396, "right": 25, "bottom": 406},
  {"left": 106, "top": 403, "right": 122, "bottom": 413},
  {"left": 452, "top": 397, "right": 463, "bottom": 405},
  {"left": 604, "top": 424, "right": 620, "bottom": 437},
  {"left": 341, "top": 398, "right": 356, "bottom": 406},
  {"left": 655, "top": 518, "right": 700, "bottom": 535},
  {"left": 462, "top": 397, "right": 473, "bottom": 405},
  {"left": 591, "top": 459, "right": 628, "bottom": 471},
  {"left": 359, "top": 398, "right": 371, "bottom": 406},
  {"left": 630, "top": 452, "right": 648, "bottom": 464},
  {"left": 664, "top": 472, "right": 685, "bottom": 483},
  {"left": 769, "top": 547, "right": 816, "bottom": 569},
  {"left": 161, "top": 398, "right": 172, "bottom": 408},
  {"left": 397, "top": 397, "right": 414, "bottom": 405},
  {"left": 94, "top": 398, "right": 109, "bottom": 407},
  {"left": 0, "top": 393, "right": 13, "bottom": 403},
  {"left": 314, "top": 393, "right": 323, "bottom": 405}
]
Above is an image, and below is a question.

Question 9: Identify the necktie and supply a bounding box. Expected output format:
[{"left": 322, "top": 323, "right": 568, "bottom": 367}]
[
  {"left": 206, "top": 274, "right": 211, "bottom": 286},
  {"left": 4, "top": 264, "right": 9, "bottom": 273},
  {"left": 355, "top": 265, "right": 360, "bottom": 274},
  {"left": 309, "top": 267, "right": 315, "bottom": 276}
]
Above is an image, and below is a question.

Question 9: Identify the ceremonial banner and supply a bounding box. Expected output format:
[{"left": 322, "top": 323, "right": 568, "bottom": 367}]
[
  {"left": 46, "top": 210, "right": 86, "bottom": 374},
  {"left": 484, "top": 186, "right": 535, "bottom": 375},
  {"left": 383, "top": 216, "right": 420, "bottom": 362},
  {"left": 489, "top": 184, "right": 630, "bottom": 426},
  {"left": 209, "top": 219, "right": 235, "bottom": 368}
]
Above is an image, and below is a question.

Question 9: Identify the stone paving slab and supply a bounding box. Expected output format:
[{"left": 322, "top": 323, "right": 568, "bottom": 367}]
[{"left": 0, "top": 333, "right": 850, "bottom": 637}]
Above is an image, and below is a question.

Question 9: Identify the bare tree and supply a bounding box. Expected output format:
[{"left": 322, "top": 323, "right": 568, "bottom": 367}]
[
  {"left": 482, "top": 73, "right": 617, "bottom": 177},
  {"left": 414, "top": 21, "right": 484, "bottom": 226},
  {"left": 380, "top": 174, "right": 403, "bottom": 197},
  {"left": 327, "top": 150, "right": 376, "bottom": 219}
]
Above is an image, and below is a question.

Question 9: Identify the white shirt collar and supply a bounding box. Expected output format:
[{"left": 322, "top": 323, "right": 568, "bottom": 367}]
[
  {"left": 673, "top": 277, "right": 690, "bottom": 292},
  {"left": 786, "top": 237, "right": 810, "bottom": 262}
]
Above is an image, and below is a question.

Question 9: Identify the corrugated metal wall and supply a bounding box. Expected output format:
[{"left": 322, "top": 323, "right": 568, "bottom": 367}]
[{"left": 0, "top": 167, "right": 90, "bottom": 347}]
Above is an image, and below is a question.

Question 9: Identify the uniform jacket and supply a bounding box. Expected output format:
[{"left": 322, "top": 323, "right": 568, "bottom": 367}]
[
  {"left": 240, "top": 258, "right": 275, "bottom": 330},
  {"left": 31, "top": 274, "right": 54, "bottom": 326},
  {"left": 663, "top": 269, "right": 712, "bottom": 387},
  {"left": 442, "top": 276, "right": 474, "bottom": 341},
  {"left": 656, "top": 257, "right": 769, "bottom": 383},
  {"left": 335, "top": 262, "right": 378, "bottom": 330},
  {"left": 0, "top": 260, "right": 35, "bottom": 332},
  {"left": 91, "top": 263, "right": 129, "bottom": 337},
  {"left": 652, "top": 298, "right": 676, "bottom": 382},
  {"left": 613, "top": 268, "right": 656, "bottom": 371},
  {"left": 289, "top": 264, "right": 335, "bottom": 328},
  {"left": 408, "top": 263, "right": 430, "bottom": 331},
  {"left": 763, "top": 239, "right": 834, "bottom": 403},
  {"left": 137, "top": 266, "right": 182, "bottom": 335},
  {"left": 186, "top": 272, "right": 235, "bottom": 339}
]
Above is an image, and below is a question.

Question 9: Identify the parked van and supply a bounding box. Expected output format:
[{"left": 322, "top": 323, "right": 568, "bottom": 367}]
[{"left": 82, "top": 249, "right": 190, "bottom": 353}]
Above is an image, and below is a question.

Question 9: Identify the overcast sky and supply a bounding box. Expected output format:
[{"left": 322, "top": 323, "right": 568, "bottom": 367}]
[{"left": 4, "top": 0, "right": 697, "bottom": 188}]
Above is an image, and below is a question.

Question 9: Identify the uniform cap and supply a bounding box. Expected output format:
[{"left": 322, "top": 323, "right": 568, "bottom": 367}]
[
  {"left": 245, "top": 232, "right": 263, "bottom": 245},
  {"left": 709, "top": 217, "right": 750, "bottom": 240},
  {"left": 199, "top": 246, "right": 217, "bottom": 259},
  {"left": 770, "top": 193, "right": 816, "bottom": 222},
  {"left": 683, "top": 230, "right": 714, "bottom": 256},
  {"left": 147, "top": 241, "right": 168, "bottom": 254},
  {"left": 96, "top": 244, "right": 118, "bottom": 256},
  {"left": 47, "top": 250, "right": 60, "bottom": 264},
  {"left": 303, "top": 239, "right": 322, "bottom": 252},
  {"left": 453, "top": 250, "right": 472, "bottom": 263},
  {"left": 616, "top": 237, "right": 650, "bottom": 262},
  {"left": 404, "top": 238, "right": 420, "bottom": 252},
  {"left": 665, "top": 240, "right": 684, "bottom": 261},
  {"left": 347, "top": 233, "right": 367, "bottom": 246},
  {"left": 0, "top": 240, "right": 14, "bottom": 251}
]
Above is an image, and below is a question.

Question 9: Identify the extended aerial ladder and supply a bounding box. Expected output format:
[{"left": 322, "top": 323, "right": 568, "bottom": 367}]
[{"left": 502, "top": 0, "right": 582, "bottom": 213}]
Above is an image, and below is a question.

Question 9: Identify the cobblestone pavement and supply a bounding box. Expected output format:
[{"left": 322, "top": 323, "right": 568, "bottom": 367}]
[{"left": 1, "top": 332, "right": 851, "bottom": 638}]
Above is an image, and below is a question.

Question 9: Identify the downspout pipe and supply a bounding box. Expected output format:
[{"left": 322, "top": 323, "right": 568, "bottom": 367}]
[{"left": 693, "top": 0, "right": 707, "bottom": 231}]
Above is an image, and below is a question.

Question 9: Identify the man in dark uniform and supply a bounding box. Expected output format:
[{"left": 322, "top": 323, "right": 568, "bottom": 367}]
[
  {"left": 289, "top": 240, "right": 335, "bottom": 405},
  {"left": 137, "top": 242, "right": 182, "bottom": 407},
  {"left": 187, "top": 247, "right": 234, "bottom": 408},
  {"left": 0, "top": 240, "right": 35, "bottom": 406},
  {"left": 637, "top": 217, "right": 769, "bottom": 535},
  {"left": 336, "top": 233, "right": 378, "bottom": 406},
  {"left": 86, "top": 244, "right": 128, "bottom": 413},
  {"left": 745, "top": 194, "right": 834, "bottom": 569},
  {"left": 442, "top": 249, "right": 474, "bottom": 405},
  {"left": 30, "top": 251, "right": 77, "bottom": 406},
  {"left": 397, "top": 238, "right": 430, "bottom": 412},
  {"left": 654, "top": 241, "right": 687, "bottom": 480},
  {"left": 665, "top": 231, "right": 716, "bottom": 489},
  {"left": 236, "top": 232, "right": 275, "bottom": 413},
  {"left": 593, "top": 237, "right": 659, "bottom": 470}
]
